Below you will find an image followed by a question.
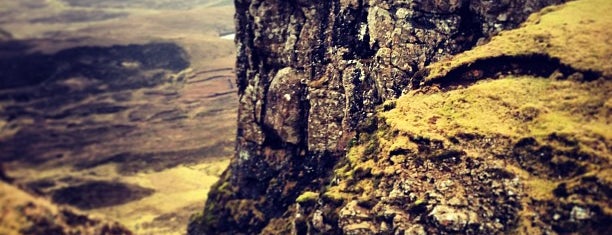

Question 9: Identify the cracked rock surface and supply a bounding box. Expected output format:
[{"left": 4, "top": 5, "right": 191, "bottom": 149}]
[{"left": 187, "top": 0, "right": 606, "bottom": 234}]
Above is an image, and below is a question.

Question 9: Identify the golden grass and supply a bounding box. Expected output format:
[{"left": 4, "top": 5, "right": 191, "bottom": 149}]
[
  {"left": 426, "top": 0, "right": 612, "bottom": 80},
  {"left": 383, "top": 77, "right": 611, "bottom": 151},
  {"left": 0, "top": 181, "right": 129, "bottom": 234},
  {"left": 90, "top": 160, "right": 229, "bottom": 234},
  {"left": 0, "top": 182, "right": 57, "bottom": 235}
]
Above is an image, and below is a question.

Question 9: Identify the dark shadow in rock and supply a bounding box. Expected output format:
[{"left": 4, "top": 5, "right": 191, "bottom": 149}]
[
  {"left": 534, "top": 201, "right": 612, "bottom": 234},
  {"left": 0, "top": 164, "right": 13, "bottom": 183},
  {"left": 419, "top": 54, "right": 602, "bottom": 90},
  {"left": 26, "top": 179, "right": 57, "bottom": 195},
  {"left": 511, "top": 136, "right": 597, "bottom": 180},
  {"left": 51, "top": 180, "right": 154, "bottom": 210}
]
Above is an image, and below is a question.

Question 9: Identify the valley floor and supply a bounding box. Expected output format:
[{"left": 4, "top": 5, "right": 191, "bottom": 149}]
[{"left": 0, "top": 0, "right": 236, "bottom": 234}]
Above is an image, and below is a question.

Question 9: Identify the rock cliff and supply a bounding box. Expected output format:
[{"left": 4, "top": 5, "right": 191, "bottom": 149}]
[{"left": 189, "top": 0, "right": 612, "bottom": 234}]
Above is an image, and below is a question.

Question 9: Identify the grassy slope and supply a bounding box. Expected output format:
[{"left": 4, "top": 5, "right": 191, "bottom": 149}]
[
  {"left": 0, "top": 181, "right": 131, "bottom": 235},
  {"left": 316, "top": 0, "right": 611, "bottom": 233},
  {"left": 385, "top": 77, "right": 610, "bottom": 156},
  {"left": 425, "top": 0, "right": 612, "bottom": 80}
]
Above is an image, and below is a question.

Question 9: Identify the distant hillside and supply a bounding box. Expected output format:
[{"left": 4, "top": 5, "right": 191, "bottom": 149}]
[
  {"left": 61, "top": 0, "right": 234, "bottom": 10},
  {"left": 0, "top": 0, "right": 237, "bottom": 234},
  {"left": 0, "top": 181, "right": 132, "bottom": 235}
]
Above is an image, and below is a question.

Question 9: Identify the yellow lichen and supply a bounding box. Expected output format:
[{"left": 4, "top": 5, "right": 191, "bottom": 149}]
[
  {"left": 387, "top": 135, "right": 418, "bottom": 156},
  {"left": 322, "top": 190, "right": 348, "bottom": 204},
  {"left": 296, "top": 191, "right": 319, "bottom": 203},
  {"left": 347, "top": 145, "right": 366, "bottom": 165}
]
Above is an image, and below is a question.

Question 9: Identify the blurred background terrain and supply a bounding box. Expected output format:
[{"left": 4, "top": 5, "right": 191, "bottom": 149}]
[{"left": 0, "top": 0, "right": 236, "bottom": 234}]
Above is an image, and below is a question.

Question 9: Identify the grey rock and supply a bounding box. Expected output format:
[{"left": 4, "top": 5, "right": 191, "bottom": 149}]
[
  {"left": 191, "top": 0, "right": 567, "bottom": 234},
  {"left": 429, "top": 205, "right": 469, "bottom": 232},
  {"left": 571, "top": 206, "right": 592, "bottom": 221}
]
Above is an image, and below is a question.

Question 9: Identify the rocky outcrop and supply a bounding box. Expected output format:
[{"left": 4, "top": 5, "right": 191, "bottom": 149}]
[
  {"left": 0, "top": 181, "right": 132, "bottom": 235},
  {"left": 186, "top": 0, "right": 587, "bottom": 234}
]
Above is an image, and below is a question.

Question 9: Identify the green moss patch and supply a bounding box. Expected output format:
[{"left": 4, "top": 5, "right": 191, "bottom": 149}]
[
  {"left": 384, "top": 77, "right": 611, "bottom": 150},
  {"left": 296, "top": 191, "right": 319, "bottom": 203}
]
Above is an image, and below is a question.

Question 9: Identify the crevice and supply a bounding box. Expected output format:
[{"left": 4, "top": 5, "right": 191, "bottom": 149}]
[
  {"left": 420, "top": 54, "right": 603, "bottom": 90},
  {"left": 235, "top": 0, "right": 257, "bottom": 95},
  {"left": 451, "top": 3, "right": 485, "bottom": 54}
]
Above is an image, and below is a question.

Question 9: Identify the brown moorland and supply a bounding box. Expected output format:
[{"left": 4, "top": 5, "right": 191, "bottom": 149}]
[{"left": 0, "top": 0, "right": 236, "bottom": 234}]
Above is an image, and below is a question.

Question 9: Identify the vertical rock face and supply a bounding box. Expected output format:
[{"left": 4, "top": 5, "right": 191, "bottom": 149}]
[{"left": 189, "top": 0, "right": 566, "bottom": 234}]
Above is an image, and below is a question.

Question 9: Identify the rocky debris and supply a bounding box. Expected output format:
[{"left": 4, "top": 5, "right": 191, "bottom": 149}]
[
  {"left": 332, "top": 137, "right": 524, "bottom": 234},
  {"left": 339, "top": 200, "right": 377, "bottom": 234},
  {"left": 310, "top": 209, "right": 332, "bottom": 233},
  {"left": 429, "top": 205, "right": 469, "bottom": 232},
  {"left": 191, "top": 0, "right": 571, "bottom": 234}
]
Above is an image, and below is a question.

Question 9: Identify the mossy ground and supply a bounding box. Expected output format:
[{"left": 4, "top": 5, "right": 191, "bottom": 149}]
[
  {"left": 285, "top": 0, "right": 611, "bottom": 233},
  {"left": 385, "top": 77, "right": 610, "bottom": 154},
  {"left": 316, "top": 79, "right": 610, "bottom": 233}
]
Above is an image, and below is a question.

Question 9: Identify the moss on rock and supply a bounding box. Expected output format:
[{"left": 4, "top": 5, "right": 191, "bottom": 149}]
[
  {"left": 192, "top": 0, "right": 611, "bottom": 234},
  {"left": 296, "top": 191, "right": 319, "bottom": 204},
  {"left": 291, "top": 1, "right": 612, "bottom": 234}
]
